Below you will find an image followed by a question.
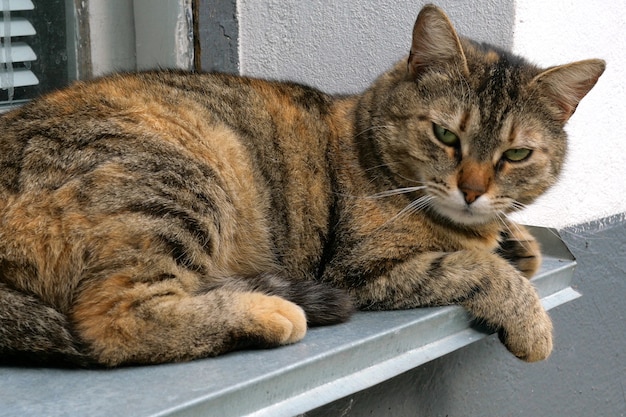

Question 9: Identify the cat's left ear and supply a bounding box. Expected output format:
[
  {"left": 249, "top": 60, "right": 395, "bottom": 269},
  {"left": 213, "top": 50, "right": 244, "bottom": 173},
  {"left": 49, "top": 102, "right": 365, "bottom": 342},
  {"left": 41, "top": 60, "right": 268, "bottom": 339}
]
[
  {"left": 408, "top": 5, "right": 469, "bottom": 79},
  {"left": 531, "top": 59, "right": 606, "bottom": 124}
]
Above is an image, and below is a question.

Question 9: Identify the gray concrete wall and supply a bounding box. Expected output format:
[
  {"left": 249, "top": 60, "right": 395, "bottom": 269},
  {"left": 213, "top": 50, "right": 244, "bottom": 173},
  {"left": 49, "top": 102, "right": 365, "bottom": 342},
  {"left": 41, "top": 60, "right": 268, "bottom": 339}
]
[{"left": 196, "top": 0, "right": 239, "bottom": 73}]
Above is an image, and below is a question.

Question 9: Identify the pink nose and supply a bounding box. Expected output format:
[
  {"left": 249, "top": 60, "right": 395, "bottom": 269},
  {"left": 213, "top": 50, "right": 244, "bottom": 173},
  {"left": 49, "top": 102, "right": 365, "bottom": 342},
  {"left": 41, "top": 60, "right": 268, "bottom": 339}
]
[
  {"left": 460, "top": 187, "right": 484, "bottom": 205},
  {"left": 457, "top": 160, "right": 492, "bottom": 206}
]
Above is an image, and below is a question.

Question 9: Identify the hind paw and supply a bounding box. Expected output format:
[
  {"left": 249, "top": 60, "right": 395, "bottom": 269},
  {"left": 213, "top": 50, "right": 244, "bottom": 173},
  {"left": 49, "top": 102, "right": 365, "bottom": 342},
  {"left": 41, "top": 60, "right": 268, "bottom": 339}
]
[{"left": 244, "top": 293, "right": 307, "bottom": 346}]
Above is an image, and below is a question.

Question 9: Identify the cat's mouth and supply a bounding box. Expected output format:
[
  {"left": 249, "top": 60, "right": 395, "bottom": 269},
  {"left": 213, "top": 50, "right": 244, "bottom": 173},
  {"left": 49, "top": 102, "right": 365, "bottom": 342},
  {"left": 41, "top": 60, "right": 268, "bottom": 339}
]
[{"left": 430, "top": 192, "right": 498, "bottom": 225}]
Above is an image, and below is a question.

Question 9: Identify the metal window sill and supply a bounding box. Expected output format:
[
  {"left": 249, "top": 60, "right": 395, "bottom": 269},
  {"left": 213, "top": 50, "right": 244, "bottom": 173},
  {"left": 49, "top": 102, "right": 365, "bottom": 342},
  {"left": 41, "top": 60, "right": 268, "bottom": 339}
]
[{"left": 0, "top": 227, "right": 578, "bottom": 417}]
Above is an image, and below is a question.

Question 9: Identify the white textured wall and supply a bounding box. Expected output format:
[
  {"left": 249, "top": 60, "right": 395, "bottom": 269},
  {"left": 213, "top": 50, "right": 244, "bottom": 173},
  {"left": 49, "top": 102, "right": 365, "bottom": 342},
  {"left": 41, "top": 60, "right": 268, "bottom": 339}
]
[
  {"left": 238, "top": 0, "right": 625, "bottom": 228},
  {"left": 510, "top": 0, "right": 626, "bottom": 227},
  {"left": 238, "top": 0, "right": 514, "bottom": 93}
]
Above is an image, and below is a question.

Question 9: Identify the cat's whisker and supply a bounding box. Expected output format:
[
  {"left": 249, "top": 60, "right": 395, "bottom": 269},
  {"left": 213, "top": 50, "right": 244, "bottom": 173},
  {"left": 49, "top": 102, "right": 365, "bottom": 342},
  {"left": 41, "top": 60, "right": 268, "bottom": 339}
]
[
  {"left": 409, "top": 196, "right": 435, "bottom": 215},
  {"left": 382, "top": 195, "right": 435, "bottom": 227},
  {"left": 496, "top": 212, "right": 535, "bottom": 254},
  {"left": 332, "top": 185, "right": 426, "bottom": 200},
  {"left": 497, "top": 211, "right": 517, "bottom": 232},
  {"left": 395, "top": 173, "right": 426, "bottom": 186},
  {"left": 509, "top": 200, "right": 528, "bottom": 212},
  {"left": 503, "top": 200, "right": 569, "bottom": 246},
  {"left": 366, "top": 186, "right": 427, "bottom": 199},
  {"left": 496, "top": 212, "right": 520, "bottom": 245},
  {"left": 364, "top": 162, "right": 399, "bottom": 172},
  {"left": 362, "top": 161, "right": 425, "bottom": 187}
]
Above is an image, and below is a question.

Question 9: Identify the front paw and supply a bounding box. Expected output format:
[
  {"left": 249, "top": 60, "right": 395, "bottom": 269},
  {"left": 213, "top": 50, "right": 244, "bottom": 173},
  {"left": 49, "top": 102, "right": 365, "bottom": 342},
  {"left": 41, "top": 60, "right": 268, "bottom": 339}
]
[
  {"left": 499, "top": 306, "right": 553, "bottom": 362},
  {"left": 497, "top": 225, "right": 542, "bottom": 278}
]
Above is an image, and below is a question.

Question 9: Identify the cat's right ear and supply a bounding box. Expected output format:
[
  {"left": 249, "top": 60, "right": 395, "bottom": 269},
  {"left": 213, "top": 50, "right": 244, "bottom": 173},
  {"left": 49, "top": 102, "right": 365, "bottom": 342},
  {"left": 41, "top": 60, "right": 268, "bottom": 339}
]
[
  {"left": 408, "top": 5, "right": 469, "bottom": 80},
  {"left": 530, "top": 59, "right": 606, "bottom": 124}
]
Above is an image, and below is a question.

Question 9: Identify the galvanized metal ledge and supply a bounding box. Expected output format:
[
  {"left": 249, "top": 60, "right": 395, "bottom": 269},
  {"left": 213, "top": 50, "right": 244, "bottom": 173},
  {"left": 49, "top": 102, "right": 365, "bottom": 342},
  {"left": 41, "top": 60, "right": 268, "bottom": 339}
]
[{"left": 0, "top": 227, "right": 578, "bottom": 417}]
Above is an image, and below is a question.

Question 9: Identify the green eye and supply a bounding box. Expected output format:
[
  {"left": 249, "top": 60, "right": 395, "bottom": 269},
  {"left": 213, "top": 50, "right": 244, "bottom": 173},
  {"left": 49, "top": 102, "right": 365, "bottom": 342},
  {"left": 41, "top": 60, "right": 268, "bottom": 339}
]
[
  {"left": 503, "top": 148, "right": 532, "bottom": 162},
  {"left": 433, "top": 123, "right": 459, "bottom": 147}
]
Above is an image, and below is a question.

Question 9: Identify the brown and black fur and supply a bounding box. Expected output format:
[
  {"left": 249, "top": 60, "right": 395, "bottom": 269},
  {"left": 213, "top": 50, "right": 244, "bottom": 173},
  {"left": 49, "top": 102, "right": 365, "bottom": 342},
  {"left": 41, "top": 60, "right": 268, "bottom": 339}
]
[{"left": 0, "top": 5, "right": 604, "bottom": 366}]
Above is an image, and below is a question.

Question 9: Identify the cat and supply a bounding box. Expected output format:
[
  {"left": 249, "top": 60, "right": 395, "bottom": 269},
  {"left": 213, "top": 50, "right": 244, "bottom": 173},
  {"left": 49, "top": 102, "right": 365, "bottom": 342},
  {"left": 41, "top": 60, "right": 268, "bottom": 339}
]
[{"left": 0, "top": 5, "right": 604, "bottom": 367}]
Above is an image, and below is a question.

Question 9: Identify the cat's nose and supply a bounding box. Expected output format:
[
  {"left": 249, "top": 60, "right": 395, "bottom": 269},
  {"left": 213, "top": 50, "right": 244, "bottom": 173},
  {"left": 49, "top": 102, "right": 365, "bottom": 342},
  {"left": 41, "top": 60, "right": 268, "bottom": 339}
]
[
  {"left": 460, "top": 187, "right": 484, "bottom": 205},
  {"left": 457, "top": 160, "right": 492, "bottom": 205}
]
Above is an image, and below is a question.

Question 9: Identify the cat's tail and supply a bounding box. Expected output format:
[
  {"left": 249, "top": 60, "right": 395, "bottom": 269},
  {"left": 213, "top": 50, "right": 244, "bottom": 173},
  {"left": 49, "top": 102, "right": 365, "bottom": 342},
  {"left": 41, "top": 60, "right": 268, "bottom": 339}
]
[
  {"left": 0, "top": 282, "right": 92, "bottom": 367},
  {"left": 271, "top": 278, "right": 355, "bottom": 326},
  {"left": 221, "top": 273, "right": 355, "bottom": 326}
]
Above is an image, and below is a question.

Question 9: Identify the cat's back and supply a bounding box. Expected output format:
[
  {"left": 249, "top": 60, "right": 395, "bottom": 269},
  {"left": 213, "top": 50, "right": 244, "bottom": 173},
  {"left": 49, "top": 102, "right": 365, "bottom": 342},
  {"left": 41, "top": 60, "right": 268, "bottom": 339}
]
[
  {"left": 0, "top": 70, "right": 340, "bottom": 283},
  {"left": 0, "top": 70, "right": 334, "bottom": 146},
  {"left": 0, "top": 70, "right": 336, "bottom": 193}
]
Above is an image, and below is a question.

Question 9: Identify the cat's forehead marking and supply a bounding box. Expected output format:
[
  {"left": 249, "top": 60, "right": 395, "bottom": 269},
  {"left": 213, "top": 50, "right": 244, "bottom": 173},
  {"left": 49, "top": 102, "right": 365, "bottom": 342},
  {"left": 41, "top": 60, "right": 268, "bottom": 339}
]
[
  {"left": 469, "top": 65, "right": 527, "bottom": 156},
  {"left": 459, "top": 110, "right": 471, "bottom": 133},
  {"left": 507, "top": 122, "right": 517, "bottom": 145},
  {"left": 514, "top": 123, "right": 545, "bottom": 149},
  {"left": 442, "top": 107, "right": 477, "bottom": 136},
  {"left": 458, "top": 104, "right": 520, "bottom": 163}
]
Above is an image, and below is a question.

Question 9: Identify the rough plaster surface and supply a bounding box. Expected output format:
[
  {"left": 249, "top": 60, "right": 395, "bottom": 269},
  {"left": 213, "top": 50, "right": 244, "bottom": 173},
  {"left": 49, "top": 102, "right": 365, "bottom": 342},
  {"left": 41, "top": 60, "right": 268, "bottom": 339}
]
[
  {"left": 305, "top": 215, "right": 626, "bottom": 417},
  {"left": 510, "top": 1, "right": 626, "bottom": 228},
  {"left": 238, "top": 0, "right": 514, "bottom": 94}
]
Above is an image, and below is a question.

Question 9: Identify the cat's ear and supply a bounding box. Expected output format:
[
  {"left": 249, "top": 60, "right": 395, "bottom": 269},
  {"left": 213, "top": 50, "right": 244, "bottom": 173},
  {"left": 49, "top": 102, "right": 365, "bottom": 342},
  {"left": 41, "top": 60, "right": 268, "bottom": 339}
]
[
  {"left": 531, "top": 59, "right": 606, "bottom": 124},
  {"left": 408, "top": 5, "right": 469, "bottom": 79}
]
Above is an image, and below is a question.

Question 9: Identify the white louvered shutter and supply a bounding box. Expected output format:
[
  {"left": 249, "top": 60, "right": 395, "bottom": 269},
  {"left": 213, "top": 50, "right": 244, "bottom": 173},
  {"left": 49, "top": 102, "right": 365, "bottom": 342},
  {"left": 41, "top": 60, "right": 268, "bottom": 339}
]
[{"left": 0, "top": 0, "right": 38, "bottom": 104}]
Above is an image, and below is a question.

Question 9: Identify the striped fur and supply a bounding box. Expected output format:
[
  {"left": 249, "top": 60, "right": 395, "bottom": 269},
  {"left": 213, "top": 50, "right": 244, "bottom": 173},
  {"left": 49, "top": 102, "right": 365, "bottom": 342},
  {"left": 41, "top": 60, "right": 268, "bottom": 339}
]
[{"left": 0, "top": 5, "right": 604, "bottom": 366}]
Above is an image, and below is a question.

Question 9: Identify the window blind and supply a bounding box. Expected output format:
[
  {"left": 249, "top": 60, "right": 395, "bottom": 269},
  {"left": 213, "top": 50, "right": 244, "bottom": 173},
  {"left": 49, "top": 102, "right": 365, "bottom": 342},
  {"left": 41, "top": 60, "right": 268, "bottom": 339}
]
[{"left": 0, "top": 0, "right": 38, "bottom": 104}]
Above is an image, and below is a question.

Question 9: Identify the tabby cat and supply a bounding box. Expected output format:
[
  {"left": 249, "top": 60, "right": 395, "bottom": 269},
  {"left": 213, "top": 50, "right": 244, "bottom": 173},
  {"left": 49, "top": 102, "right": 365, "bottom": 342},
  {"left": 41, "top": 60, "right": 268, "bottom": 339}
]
[{"left": 0, "top": 5, "right": 604, "bottom": 367}]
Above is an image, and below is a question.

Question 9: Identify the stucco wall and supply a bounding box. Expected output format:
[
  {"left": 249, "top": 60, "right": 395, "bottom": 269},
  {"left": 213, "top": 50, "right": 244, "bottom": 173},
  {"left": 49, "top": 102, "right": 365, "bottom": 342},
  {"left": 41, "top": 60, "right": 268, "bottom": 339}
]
[
  {"left": 237, "top": 0, "right": 625, "bottom": 228},
  {"left": 238, "top": 0, "right": 514, "bottom": 93},
  {"left": 510, "top": 0, "right": 626, "bottom": 227}
]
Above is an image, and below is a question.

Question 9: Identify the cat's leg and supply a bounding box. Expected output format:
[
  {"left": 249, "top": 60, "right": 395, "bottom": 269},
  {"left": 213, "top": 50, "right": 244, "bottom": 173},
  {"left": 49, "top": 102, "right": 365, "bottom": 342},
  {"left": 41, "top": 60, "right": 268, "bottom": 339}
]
[
  {"left": 496, "top": 222, "right": 542, "bottom": 278},
  {"left": 0, "top": 282, "right": 91, "bottom": 365},
  {"left": 72, "top": 273, "right": 306, "bottom": 366},
  {"left": 329, "top": 250, "right": 552, "bottom": 362}
]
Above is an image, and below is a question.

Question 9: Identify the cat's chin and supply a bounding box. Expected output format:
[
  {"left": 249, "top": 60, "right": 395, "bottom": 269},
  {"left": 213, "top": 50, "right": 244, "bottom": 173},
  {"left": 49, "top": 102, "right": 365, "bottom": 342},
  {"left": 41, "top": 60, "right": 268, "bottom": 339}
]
[{"left": 431, "top": 199, "right": 497, "bottom": 227}]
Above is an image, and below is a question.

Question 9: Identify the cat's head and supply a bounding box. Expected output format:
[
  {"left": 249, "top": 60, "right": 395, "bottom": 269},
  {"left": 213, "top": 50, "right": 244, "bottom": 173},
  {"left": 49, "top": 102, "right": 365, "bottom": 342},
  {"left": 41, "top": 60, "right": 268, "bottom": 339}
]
[{"left": 362, "top": 5, "right": 605, "bottom": 226}]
